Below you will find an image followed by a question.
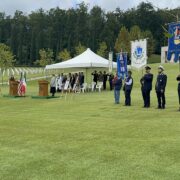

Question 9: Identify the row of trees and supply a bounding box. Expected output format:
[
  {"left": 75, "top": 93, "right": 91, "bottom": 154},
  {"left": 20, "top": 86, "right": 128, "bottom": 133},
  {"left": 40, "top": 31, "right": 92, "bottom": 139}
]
[{"left": 0, "top": 2, "right": 179, "bottom": 66}]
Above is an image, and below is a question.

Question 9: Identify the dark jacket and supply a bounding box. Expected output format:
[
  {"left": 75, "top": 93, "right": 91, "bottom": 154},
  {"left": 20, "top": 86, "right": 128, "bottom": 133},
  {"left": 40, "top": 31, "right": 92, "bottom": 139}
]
[
  {"left": 124, "top": 76, "right": 133, "bottom": 91},
  {"left": 92, "top": 73, "right": 98, "bottom": 82},
  {"left": 155, "top": 73, "right": 167, "bottom": 92},
  {"left": 140, "top": 73, "right": 153, "bottom": 91},
  {"left": 109, "top": 74, "right": 114, "bottom": 82},
  {"left": 103, "top": 74, "right": 108, "bottom": 82},
  {"left": 79, "top": 75, "right": 84, "bottom": 85},
  {"left": 177, "top": 76, "right": 180, "bottom": 91},
  {"left": 98, "top": 74, "right": 104, "bottom": 82},
  {"left": 114, "top": 77, "right": 122, "bottom": 91}
]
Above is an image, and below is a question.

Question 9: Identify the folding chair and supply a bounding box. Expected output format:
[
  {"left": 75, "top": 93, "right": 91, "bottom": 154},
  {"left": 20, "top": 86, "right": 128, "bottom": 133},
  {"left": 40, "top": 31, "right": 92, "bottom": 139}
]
[{"left": 96, "top": 82, "right": 103, "bottom": 92}]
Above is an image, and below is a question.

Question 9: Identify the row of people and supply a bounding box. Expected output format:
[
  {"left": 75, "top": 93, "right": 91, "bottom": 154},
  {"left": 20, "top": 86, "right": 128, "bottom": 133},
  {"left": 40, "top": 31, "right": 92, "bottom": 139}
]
[
  {"left": 113, "top": 65, "right": 180, "bottom": 110},
  {"left": 91, "top": 70, "right": 114, "bottom": 90},
  {"left": 50, "top": 72, "right": 84, "bottom": 96}
]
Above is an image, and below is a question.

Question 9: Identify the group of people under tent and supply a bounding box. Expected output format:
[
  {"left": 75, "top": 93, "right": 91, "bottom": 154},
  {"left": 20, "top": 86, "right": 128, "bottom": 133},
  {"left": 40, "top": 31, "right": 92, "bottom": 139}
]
[
  {"left": 49, "top": 72, "right": 85, "bottom": 96},
  {"left": 49, "top": 70, "right": 115, "bottom": 96}
]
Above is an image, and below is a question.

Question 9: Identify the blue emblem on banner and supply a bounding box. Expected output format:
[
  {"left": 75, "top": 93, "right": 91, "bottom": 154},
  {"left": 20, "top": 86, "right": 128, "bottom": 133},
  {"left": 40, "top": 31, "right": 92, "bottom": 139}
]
[{"left": 135, "top": 46, "right": 143, "bottom": 59}]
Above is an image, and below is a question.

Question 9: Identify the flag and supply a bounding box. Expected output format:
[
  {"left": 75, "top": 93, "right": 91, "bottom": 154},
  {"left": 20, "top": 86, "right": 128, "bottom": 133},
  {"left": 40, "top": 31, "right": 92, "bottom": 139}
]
[
  {"left": 131, "top": 39, "right": 147, "bottom": 69},
  {"left": 167, "top": 22, "right": 180, "bottom": 62},
  {"left": 18, "top": 72, "right": 27, "bottom": 96},
  {"left": 117, "top": 52, "right": 128, "bottom": 79},
  {"left": 18, "top": 79, "right": 26, "bottom": 96}
]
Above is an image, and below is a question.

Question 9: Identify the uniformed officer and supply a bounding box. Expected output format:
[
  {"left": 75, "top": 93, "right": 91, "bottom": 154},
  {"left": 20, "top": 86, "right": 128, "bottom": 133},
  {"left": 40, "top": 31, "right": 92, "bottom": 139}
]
[
  {"left": 124, "top": 70, "right": 133, "bottom": 106},
  {"left": 140, "top": 66, "right": 153, "bottom": 108},
  {"left": 176, "top": 74, "right": 180, "bottom": 111},
  {"left": 155, "top": 66, "right": 167, "bottom": 109}
]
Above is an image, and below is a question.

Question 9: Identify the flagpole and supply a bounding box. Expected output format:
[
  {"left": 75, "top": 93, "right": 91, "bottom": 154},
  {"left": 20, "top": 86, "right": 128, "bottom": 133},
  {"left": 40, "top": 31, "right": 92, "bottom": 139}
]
[{"left": 179, "top": 56, "right": 180, "bottom": 72}]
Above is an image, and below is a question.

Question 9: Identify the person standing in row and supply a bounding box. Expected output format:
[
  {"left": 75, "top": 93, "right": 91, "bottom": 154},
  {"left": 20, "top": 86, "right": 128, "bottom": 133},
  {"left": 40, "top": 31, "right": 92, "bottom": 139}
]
[
  {"left": 98, "top": 71, "right": 104, "bottom": 83},
  {"left": 91, "top": 70, "right": 98, "bottom": 89},
  {"left": 155, "top": 66, "right": 167, "bottom": 109},
  {"left": 79, "top": 72, "right": 84, "bottom": 88},
  {"left": 57, "top": 73, "right": 63, "bottom": 92},
  {"left": 109, "top": 73, "right": 114, "bottom": 91},
  {"left": 176, "top": 74, "right": 180, "bottom": 111},
  {"left": 140, "top": 66, "right": 153, "bottom": 108},
  {"left": 50, "top": 74, "right": 56, "bottom": 97},
  {"left": 103, "top": 71, "right": 108, "bottom": 90},
  {"left": 124, "top": 70, "right": 133, "bottom": 106},
  {"left": 113, "top": 73, "right": 122, "bottom": 104}
]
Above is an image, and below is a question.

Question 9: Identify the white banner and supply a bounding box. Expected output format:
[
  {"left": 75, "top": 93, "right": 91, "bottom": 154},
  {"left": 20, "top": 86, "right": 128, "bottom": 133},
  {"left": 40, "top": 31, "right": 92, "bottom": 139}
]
[
  {"left": 131, "top": 39, "right": 147, "bottom": 69},
  {"left": 108, "top": 52, "right": 113, "bottom": 73}
]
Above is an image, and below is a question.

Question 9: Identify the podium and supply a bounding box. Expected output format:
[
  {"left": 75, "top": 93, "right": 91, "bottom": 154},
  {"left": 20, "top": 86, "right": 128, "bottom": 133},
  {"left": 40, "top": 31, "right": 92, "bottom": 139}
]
[
  {"left": 9, "top": 81, "right": 19, "bottom": 96},
  {"left": 38, "top": 80, "right": 49, "bottom": 97}
]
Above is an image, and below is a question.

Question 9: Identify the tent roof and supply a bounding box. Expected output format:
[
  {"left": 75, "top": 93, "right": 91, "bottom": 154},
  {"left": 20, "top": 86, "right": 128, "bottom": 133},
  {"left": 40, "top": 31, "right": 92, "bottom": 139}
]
[{"left": 45, "top": 48, "right": 117, "bottom": 70}]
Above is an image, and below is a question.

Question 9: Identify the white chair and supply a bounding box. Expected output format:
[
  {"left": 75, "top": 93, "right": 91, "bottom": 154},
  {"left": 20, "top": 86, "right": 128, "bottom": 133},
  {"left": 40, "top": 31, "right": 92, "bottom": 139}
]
[
  {"left": 81, "top": 83, "right": 87, "bottom": 93},
  {"left": 88, "top": 82, "right": 96, "bottom": 92},
  {"left": 96, "top": 82, "right": 103, "bottom": 92},
  {"left": 72, "top": 84, "right": 77, "bottom": 93}
]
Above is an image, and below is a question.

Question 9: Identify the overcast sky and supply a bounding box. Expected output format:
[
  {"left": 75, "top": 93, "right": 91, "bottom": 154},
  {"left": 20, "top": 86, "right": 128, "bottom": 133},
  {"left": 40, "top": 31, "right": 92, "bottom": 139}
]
[{"left": 0, "top": 0, "right": 179, "bottom": 15}]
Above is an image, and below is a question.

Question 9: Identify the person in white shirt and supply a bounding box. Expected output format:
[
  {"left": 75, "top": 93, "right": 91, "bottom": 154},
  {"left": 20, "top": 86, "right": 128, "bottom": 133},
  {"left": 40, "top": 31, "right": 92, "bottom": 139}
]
[
  {"left": 123, "top": 71, "right": 133, "bottom": 106},
  {"left": 50, "top": 74, "right": 56, "bottom": 96},
  {"left": 56, "top": 73, "right": 63, "bottom": 92}
]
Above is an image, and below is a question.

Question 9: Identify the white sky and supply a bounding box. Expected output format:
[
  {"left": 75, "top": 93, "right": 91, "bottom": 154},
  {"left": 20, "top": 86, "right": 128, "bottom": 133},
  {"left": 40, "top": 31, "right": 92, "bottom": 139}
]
[{"left": 0, "top": 0, "right": 179, "bottom": 15}]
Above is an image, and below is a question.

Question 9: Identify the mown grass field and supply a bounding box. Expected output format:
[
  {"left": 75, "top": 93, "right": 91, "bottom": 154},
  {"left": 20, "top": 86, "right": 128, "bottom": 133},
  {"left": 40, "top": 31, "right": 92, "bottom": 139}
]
[{"left": 0, "top": 63, "right": 180, "bottom": 180}]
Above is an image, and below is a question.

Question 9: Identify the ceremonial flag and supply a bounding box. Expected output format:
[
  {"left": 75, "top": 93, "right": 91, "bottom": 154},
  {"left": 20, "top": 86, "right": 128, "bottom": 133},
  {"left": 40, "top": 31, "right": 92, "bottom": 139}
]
[
  {"left": 117, "top": 52, "right": 128, "bottom": 79},
  {"left": 18, "top": 72, "right": 27, "bottom": 96},
  {"left": 131, "top": 39, "right": 147, "bottom": 69},
  {"left": 167, "top": 22, "right": 180, "bottom": 62}
]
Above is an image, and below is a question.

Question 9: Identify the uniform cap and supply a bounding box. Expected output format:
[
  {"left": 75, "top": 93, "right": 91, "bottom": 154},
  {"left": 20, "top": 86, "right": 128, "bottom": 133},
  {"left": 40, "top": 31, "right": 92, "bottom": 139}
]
[
  {"left": 158, "top": 65, "right": 164, "bottom": 71},
  {"left": 145, "top": 66, "right": 151, "bottom": 70}
]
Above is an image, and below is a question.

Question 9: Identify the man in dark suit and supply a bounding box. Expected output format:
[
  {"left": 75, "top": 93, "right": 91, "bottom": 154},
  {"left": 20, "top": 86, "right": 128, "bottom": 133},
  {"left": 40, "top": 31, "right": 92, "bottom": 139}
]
[
  {"left": 79, "top": 72, "right": 84, "bottom": 88},
  {"left": 103, "top": 71, "right": 108, "bottom": 90},
  {"left": 108, "top": 73, "right": 114, "bottom": 91},
  {"left": 155, "top": 66, "right": 167, "bottom": 109},
  {"left": 140, "top": 66, "right": 153, "bottom": 108},
  {"left": 91, "top": 70, "right": 98, "bottom": 90},
  {"left": 124, "top": 70, "right": 133, "bottom": 106}
]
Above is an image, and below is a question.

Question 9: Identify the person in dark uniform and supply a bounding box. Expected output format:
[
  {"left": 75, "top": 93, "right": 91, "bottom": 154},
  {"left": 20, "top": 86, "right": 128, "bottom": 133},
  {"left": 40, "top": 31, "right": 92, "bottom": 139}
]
[
  {"left": 176, "top": 74, "right": 180, "bottom": 111},
  {"left": 103, "top": 71, "right": 108, "bottom": 90},
  {"left": 91, "top": 70, "right": 98, "bottom": 89},
  {"left": 108, "top": 73, "right": 114, "bottom": 91},
  {"left": 155, "top": 66, "right": 167, "bottom": 109},
  {"left": 123, "top": 70, "right": 133, "bottom": 106},
  {"left": 140, "top": 66, "right": 153, "bottom": 108}
]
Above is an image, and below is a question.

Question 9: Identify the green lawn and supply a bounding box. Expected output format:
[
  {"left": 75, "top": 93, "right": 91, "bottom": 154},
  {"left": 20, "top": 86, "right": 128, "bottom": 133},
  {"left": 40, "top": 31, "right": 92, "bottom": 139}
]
[
  {"left": 0, "top": 63, "right": 180, "bottom": 180},
  {"left": 148, "top": 54, "right": 161, "bottom": 64}
]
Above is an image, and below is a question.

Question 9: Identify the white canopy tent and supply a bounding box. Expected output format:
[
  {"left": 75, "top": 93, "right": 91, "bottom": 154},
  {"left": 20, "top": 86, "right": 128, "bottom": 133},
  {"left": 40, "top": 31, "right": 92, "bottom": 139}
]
[{"left": 45, "top": 48, "right": 117, "bottom": 70}]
